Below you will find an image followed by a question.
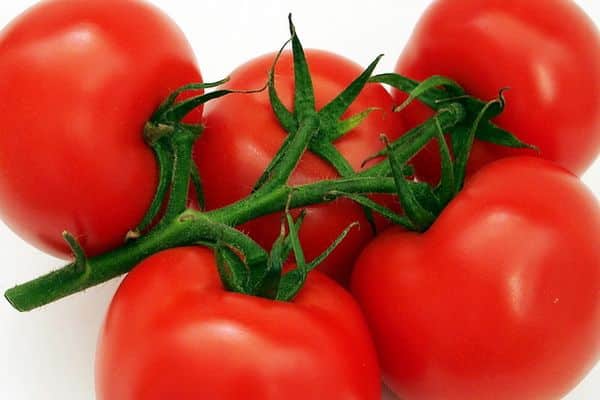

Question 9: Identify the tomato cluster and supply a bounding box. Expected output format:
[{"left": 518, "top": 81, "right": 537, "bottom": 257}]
[{"left": 1, "top": 1, "right": 599, "bottom": 399}]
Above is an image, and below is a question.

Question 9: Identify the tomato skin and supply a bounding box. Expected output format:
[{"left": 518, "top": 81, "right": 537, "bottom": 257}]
[
  {"left": 395, "top": 0, "right": 600, "bottom": 182},
  {"left": 96, "top": 247, "right": 381, "bottom": 400},
  {"left": 0, "top": 0, "right": 201, "bottom": 258},
  {"left": 194, "top": 50, "right": 404, "bottom": 283},
  {"left": 352, "top": 157, "right": 600, "bottom": 400}
]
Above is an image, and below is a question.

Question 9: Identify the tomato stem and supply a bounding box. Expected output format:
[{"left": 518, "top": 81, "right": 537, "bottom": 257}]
[
  {"left": 4, "top": 16, "right": 527, "bottom": 310},
  {"left": 160, "top": 125, "right": 202, "bottom": 223},
  {"left": 4, "top": 95, "right": 473, "bottom": 311},
  {"left": 359, "top": 103, "right": 466, "bottom": 178},
  {"left": 254, "top": 115, "right": 321, "bottom": 193},
  {"left": 4, "top": 175, "right": 400, "bottom": 311}
]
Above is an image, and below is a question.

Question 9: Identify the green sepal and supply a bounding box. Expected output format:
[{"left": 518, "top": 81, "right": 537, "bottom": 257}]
[
  {"left": 163, "top": 89, "right": 244, "bottom": 123},
  {"left": 275, "top": 209, "right": 308, "bottom": 301},
  {"left": 362, "top": 123, "right": 427, "bottom": 165},
  {"left": 330, "top": 108, "right": 380, "bottom": 142},
  {"left": 281, "top": 211, "right": 306, "bottom": 254},
  {"left": 446, "top": 99, "right": 534, "bottom": 150},
  {"left": 310, "top": 141, "right": 354, "bottom": 175},
  {"left": 411, "top": 181, "right": 442, "bottom": 216},
  {"left": 477, "top": 121, "right": 538, "bottom": 150},
  {"left": 384, "top": 135, "right": 436, "bottom": 231},
  {"left": 371, "top": 73, "right": 534, "bottom": 151},
  {"left": 251, "top": 211, "right": 306, "bottom": 299},
  {"left": 328, "top": 191, "right": 415, "bottom": 230},
  {"left": 456, "top": 91, "right": 533, "bottom": 150},
  {"left": 394, "top": 75, "right": 464, "bottom": 112},
  {"left": 361, "top": 103, "right": 465, "bottom": 176},
  {"left": 253, "top": 19, "right": 323, "bottom": 192},
  {"left": 318, "top": 55, "right": 383, "bottom": 140},
  {"left": 369, "top": 73, "right": 446, "bottom": 110},
  {"left": 253, "top": 40, "right": 300, "bottom": 192},
  {"left": 433, "top": 117, "right": 456, "bottom": 206},
  {"left": 275, "top": 269, "right": 304, "bottom": 302},
  {"left": 307, "top": 222, "right": 358, "bottom": 270},
  {"left": 453, "top": 95, "right": 506, "bottom": 190},
  {"left": 201, "top": 217, "right": 269, "bottom": 275},
  {"left": 153, "top": 78, "right": 230, "bottom": 120},
  {"left": 215, "top": 243, "right": 250, "bottom": 294},
  {"left": 276, "top": 211, "right": 358, "bottom": 301},
  {"left": 127, "top": 138, "right": 173, "bottom": 239},
  {"left": 257, "top": 235, "right": 286, "bottom": 299},
  {"left": 449, "top": 124, "right": 470, "bottom": 183},
  {"left": 155, "top": 79, "right": 266, "bottom": 124},
  {"left": 190, "top": 162, "right": 205, "bottom": 211},
  {"left": 268, "top": 39, "right": 297, "bottom": 133},
  {"left": 288, "top": 15, "right": 316, "bottom": 120}
]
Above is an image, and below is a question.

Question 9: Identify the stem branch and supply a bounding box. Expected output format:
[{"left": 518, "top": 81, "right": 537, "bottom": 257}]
[
  {"left": 5, "top": 103, "right": 465, "bottom": 311},
  {"left": 5, "top": 176, "right": 396, "bottom": 311},
  {"left": 161, "top": 125, "right": 201, "bottom": 223}
]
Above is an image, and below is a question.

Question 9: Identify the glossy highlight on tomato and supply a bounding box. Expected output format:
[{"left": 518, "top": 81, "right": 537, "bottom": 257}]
[
  {"left": 352, "top": 157, "right": 600, "bottom": 400},
  {"left": 195, "top": 49, "right": 404, "bottom": 283},
  {"left": 0, "top": 0, "right": 202, "bottom": 258},
  {"left": 96, "top": 247, "right": 381, "bottom": 400},
  {"left": 395, "top": 0, "right": 600, "bottom": 182}
]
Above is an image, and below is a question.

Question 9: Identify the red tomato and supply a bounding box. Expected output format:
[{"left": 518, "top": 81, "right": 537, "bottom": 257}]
[
  {"left": 395, "top": 0, "right": 600, "bottom": 182},
  {"left": 194, "top": 50, "right": 404, "bottom": 283},
  {"left": 0, "top": 0, "right": 201, "bottom": 258},
  {"left": 96, "top": 247, "right": 381, "bottom": 400},
  {"left": 352, "top": 157, "right": 600, "bottom": 400}
]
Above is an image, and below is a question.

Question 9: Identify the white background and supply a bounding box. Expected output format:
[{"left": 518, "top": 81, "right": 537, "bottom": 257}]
[{"left": 0, "top": 1, "right": 599, "bottom": 399}]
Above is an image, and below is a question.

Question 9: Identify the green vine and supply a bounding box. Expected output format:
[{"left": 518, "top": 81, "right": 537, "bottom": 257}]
[{"left": 4, "top": 16, "right": 530, "bottom": 312}]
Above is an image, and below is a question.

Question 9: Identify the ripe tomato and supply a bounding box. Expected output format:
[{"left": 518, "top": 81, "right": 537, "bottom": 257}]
[
  {"left": 194, "top": 50, "right": 404, "bottom": 283},
  {"left": 0, "top": 0, "right": 201, "bottom": 258},
  {"left": 352, "top": 157, "right": 600, "bottom": 400},
  {"left": 96, "top": 247, "right": 381, "bottom": 400},
  {"left": 395, "top": 0, "right": 600, "bottom": 182}
]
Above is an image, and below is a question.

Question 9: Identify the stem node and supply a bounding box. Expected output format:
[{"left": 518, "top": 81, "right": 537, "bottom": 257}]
[{"left": 62, "top": 231, "right": 89, "bottom": 274}]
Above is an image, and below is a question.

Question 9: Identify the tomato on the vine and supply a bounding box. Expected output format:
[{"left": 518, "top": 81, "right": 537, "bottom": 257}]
[
  {"left": 352, "top": 157, "right": 600, "bottom": 400},
  {"left": 395, "top": 0, "right": 600, "bottom": 182},
  {"left": 194, "top": 50, "right": 404, "bottom": 283},
  {"left": 96, "top": 246, "right": 381, "bottom": 400},
  {"left": 0, "top": 0, "right": 202, "bottom": 258}
]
